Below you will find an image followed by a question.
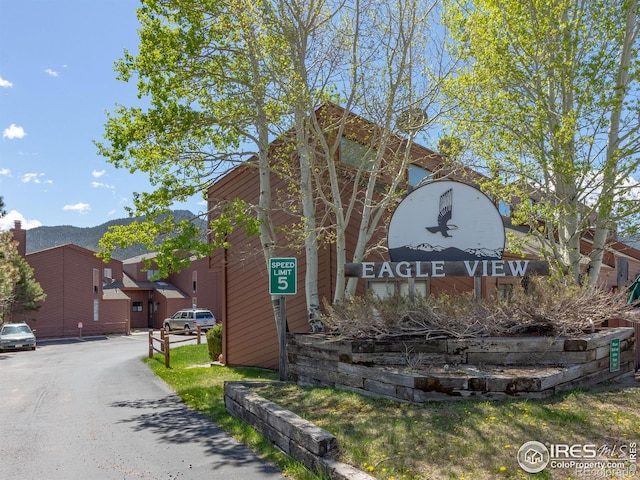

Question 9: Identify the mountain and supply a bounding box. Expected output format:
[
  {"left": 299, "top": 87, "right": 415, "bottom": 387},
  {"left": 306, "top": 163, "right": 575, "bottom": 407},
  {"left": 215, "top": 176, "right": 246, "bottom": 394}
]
[
  {"left": 25, "top": 210, "right": 205, "bottom": 261},
  {"left": 389, "top": 244, "right": 504, "bottom": 262}
]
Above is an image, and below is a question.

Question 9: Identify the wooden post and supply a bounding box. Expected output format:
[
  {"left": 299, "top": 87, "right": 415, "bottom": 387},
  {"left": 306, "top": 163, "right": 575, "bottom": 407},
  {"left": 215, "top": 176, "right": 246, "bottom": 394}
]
[
  {"left": 148, "top": 330, "right": 153, "bottom": 358},
  {"left": 197, "top": 325, "right": 202, "bottom": 344},
  {"left": 474, "top": 276, "right": 482, "bottom": 303},
  {"left": 164, "top": 335, "right": 170, "bottom": 368},
  {"left": 160, "top": 329, "right": 165, "bottom": 353}
]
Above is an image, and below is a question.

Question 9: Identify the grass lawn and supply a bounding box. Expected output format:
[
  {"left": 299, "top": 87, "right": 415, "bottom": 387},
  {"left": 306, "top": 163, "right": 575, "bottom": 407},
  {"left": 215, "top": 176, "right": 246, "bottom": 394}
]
[{"left": 146, "top": 344, "right": 640, "bottom": 480}]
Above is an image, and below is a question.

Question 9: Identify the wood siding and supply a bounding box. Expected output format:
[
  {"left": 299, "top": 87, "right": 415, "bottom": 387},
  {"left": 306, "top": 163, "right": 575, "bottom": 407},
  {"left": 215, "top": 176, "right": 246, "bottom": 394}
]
[
  {"left": 208, "top": 107, "right": 640, "bottom": 370},
  {"left": 212, "top": 165, "right": 314, "bottom": 369}
]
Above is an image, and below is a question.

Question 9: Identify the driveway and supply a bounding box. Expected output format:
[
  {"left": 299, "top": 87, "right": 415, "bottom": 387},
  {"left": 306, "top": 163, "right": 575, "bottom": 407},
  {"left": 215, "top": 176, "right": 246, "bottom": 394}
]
[{"left": 0, "top": 333, "right": 284, "bottom": 480}]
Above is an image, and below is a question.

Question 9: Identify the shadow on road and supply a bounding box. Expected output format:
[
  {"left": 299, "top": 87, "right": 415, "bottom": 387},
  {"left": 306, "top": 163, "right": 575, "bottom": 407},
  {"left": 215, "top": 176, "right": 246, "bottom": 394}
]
[
  {"left": 109, "top": 395, "right": 280, "bottom": 474},
  {"left": 37, "top": 336, "right": 110, "bottom": 346}
]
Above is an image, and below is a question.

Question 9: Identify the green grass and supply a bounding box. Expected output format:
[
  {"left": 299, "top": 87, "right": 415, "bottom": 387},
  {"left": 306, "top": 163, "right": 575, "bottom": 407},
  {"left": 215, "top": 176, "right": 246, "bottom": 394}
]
[
  {"left": 255, "top": 385, "right": 640, "bottom": 480},
  {"left": 146, "top": 345, "right": 640, "bottom": 480}
]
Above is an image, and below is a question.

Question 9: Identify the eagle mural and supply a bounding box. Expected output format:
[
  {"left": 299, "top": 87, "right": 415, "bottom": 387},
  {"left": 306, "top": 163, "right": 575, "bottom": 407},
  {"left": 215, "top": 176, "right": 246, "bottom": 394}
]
[
  {"left": 426, "top": 188, "right": 458, "bottom": 238},
  {"left": 387, "top": 180, "right": 505, "bottom": 262}
]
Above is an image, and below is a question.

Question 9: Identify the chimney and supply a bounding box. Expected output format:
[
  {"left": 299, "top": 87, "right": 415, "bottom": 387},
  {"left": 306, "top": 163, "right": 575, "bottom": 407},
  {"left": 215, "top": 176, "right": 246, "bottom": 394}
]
[{"left": 10, "top": 220, "right": 27, "bottom": 257}]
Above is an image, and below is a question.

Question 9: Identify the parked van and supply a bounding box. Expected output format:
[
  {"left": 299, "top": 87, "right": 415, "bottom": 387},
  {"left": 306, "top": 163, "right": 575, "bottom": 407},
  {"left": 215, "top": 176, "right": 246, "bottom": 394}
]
[{"left": 163, "top": 308, "right": 216, "bottom": 334}]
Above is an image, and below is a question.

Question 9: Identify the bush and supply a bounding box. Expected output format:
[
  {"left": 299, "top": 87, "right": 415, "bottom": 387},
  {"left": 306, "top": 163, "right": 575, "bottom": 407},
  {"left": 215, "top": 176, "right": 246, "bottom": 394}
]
[
  {"left": 206, "top": 323, "right": 223, "bottom": 361},
  {"left": 322, "top": 277, "right": 636, "bottom": 339}
]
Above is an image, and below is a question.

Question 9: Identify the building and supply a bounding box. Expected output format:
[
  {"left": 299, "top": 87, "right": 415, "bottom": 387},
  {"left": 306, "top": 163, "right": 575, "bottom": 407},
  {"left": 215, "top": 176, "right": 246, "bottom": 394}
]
[
  {"left": 8, "top": 105, "right": 639, "bottom": 367},
  {"left": 208, "top": 104, "right": 640, "bottom": 369},
  {"left": 9, "top": 221, "right": 221, "bottom": 338}
]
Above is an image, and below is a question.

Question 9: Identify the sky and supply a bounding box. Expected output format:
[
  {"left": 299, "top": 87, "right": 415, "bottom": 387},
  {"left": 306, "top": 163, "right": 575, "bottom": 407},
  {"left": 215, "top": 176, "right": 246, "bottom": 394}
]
[{"left": 0, "top": 0, "right": 204, "bottom": 231}]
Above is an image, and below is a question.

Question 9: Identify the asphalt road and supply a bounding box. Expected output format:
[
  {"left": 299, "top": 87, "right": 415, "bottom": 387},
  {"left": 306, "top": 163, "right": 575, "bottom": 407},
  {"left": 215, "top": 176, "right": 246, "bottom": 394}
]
[{"left": 0, "top": 333, "right": 284, "bottom": 480}]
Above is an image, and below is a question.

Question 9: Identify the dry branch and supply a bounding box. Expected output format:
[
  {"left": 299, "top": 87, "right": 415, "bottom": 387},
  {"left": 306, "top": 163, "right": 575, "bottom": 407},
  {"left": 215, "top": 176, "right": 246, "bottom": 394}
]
[{"left": 322, "top": 278, "right": 637, "bottom": 339}]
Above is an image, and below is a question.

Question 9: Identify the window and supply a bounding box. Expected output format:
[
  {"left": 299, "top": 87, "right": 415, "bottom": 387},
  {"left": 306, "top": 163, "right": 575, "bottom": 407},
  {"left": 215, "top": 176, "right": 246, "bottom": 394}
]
[
  {"left": 368, "top": 279, "right": 430, "bottom": 300},
  {"left": 498, "top": 201, "right": 511, "bottom": 218},
  {"left": 497, "top": 283, "right": 514, "bottom": 301},
  {"left": 132, "top": 301, "right": 143, "bottom": 312},
  {"left": 340, "top": 137, "right": 376, "bottom": 170},
  {"left": 103, "top": 268, "right": 112, "bottom": 280},
  {"left": 399, "top": 281, "right": 428, "bottom": 298},
  {"left": 368, "top": 281, "right": 396, "bottom": 300},
  {"left": 146, "top": 269, "right": 159, "bottom": 281},
  {"left": 487, "top": 195, "right": 512, "bottom": 218},
  {"left": 192, "top": 271, "right": 197, "bottom": 293},
  {"left": 408, "top": 164, "right": 431, "bottom": 187},
  {"left": 93, "top": 268, "right": 99, "bottom": 294}
]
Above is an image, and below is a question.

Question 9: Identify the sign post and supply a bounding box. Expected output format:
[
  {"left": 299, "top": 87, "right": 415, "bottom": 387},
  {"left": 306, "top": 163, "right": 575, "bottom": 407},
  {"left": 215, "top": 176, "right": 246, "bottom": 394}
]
[{"left": 269, "top": 258, "right": 297, "bottom": 380}]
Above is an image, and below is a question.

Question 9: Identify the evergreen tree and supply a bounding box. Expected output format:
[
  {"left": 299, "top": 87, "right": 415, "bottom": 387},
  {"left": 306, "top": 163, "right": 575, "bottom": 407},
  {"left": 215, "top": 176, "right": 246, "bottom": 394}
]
[{"left": 0, "top": 201, "right": 46, "bottom": 323}]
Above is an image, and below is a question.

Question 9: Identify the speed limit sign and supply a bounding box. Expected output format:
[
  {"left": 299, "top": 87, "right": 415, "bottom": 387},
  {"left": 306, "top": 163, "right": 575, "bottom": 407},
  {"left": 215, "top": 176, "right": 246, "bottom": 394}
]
[{"left": 269, "top": 258, "right": 297, "bottom": 295}]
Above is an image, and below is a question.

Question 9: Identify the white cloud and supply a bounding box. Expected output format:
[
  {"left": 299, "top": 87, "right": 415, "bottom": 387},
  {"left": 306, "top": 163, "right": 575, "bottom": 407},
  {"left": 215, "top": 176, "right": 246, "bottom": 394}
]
[
  {"left": 0, "top": 77, "right": 13, "bottom": 88},
  {"left": 583, "top": 173, "right": 640, "bottom": 206},
  {"left": 3, "top": 124, "right": 26, "bottom": 139},
  {"left": 44, "top": 68, "right": 59, "bottom": 77},
  {"left": 621, "top": 176, "right": 640, "bottom": 200},
  {"left": 0, "top": 210, "right": 42, "bottom": 231},
  {"left": 22, "top": 173, "right": 52, "bottom": 184},
  {"left": 0, "top": 168, "right": 10, "bottom": 177},
  {"left": 91, "top": 181, "right": 114, "bottom": 189},
  {"left": 92, "top": 169, "right": 106, "bottom": 178},
  {"left": 63, "top": 203, "right": 91, "bottom": 214},
  {"left": 22, "top": 173, "right": 38, "bottom": 183}
]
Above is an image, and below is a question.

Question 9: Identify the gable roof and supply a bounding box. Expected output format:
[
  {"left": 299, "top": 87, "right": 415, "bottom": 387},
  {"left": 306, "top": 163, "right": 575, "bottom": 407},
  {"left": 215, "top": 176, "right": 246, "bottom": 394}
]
[
  {"left": 26, "top": 242, "right": 102, "bottom": 258},
  {"left": 207, "top": 102, "right": 640, "bottom": 269}
]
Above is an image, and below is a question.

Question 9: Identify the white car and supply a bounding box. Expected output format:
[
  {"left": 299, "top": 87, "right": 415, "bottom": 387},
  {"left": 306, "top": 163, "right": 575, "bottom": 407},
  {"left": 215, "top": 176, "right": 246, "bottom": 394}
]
[
  {"left": 163, "top": 309, "right": 216, "bottom": 334},
  {"left": 0, "top": 323, "right": 37, "bottom": 351}
]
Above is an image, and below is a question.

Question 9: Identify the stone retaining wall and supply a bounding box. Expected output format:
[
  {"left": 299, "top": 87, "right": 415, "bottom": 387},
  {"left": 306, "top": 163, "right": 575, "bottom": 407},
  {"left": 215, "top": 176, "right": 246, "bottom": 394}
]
[
  {"left": 224, "top": 381, "right": 375, "bottom": 480},
  {"left": 287, "top": 327, "right": 635, "bottom": 401}
]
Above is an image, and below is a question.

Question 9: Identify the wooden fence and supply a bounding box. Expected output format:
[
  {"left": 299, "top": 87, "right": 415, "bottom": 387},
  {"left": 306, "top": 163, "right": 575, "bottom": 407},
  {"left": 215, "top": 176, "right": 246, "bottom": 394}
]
[{"left": 148, "top": 326, "right": 205, "bottom": 368}]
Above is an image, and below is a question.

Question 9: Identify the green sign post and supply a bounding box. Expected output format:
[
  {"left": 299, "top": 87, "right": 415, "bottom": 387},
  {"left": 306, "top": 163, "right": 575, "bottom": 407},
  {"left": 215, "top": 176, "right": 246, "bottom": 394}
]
[
  {"left": 610, "top": 338, "right": 620, "bottom": 372},
  {"left": 269, "top": 257, "right": 297, "bottom": 295},
  {"left": 269, "top": 258, "right": 297, "bottom": 381}
]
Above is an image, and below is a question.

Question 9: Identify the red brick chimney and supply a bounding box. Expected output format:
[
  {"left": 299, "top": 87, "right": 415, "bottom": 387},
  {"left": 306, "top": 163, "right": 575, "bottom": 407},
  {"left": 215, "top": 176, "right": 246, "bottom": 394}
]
[{"left": 10, "top": 220, "right": 26, "bottom": 257}]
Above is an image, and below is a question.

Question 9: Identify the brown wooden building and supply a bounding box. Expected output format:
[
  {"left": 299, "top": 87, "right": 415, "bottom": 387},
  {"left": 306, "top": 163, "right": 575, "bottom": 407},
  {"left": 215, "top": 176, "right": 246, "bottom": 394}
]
[{"left": 208, "top": 105, "right": 640, "bottom": 370}]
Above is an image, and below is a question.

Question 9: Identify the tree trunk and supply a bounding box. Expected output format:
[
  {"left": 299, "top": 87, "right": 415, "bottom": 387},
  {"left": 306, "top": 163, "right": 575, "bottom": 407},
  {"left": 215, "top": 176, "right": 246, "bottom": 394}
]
[
  {"left": 587, "top": 0, "right": 637, "bottom": 286},
  {"left": 296, "top": 118, "right": 323, "bottom": 331}
]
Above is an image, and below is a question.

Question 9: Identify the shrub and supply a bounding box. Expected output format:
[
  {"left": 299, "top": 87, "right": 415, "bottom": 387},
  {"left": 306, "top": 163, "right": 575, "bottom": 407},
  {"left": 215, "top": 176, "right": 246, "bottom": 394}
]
[
  {"left": 206, "top": 323, "right": 223, "bottom": 361},
  {"left": 322, "top": 277, "right": 635, "bottom": 339}
]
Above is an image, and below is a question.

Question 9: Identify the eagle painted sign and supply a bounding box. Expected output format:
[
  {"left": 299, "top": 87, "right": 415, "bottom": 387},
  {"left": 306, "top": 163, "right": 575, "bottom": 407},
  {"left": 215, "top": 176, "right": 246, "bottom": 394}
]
[
  {"left": 344, "top": 179, "right": 549, "bottom": 279},
  {"left": 388, "top": 180, "right": 505, "bottom": 262}
]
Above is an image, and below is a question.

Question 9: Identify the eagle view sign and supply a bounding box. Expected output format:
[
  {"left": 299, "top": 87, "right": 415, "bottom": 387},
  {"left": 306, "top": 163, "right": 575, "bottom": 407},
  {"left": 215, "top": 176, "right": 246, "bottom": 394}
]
[
  {"left": 344, "top": 179, "right": 549, "bottom": 279},
  {"left": 388, "top": 180, "right": 505, "bottom": 262}
]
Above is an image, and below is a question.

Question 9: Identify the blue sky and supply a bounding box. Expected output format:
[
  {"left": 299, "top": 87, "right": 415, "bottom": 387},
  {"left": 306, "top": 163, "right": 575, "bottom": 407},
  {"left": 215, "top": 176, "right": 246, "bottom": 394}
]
[{"left": 0, "top": 0, "right": 204, "bottom": 231}]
